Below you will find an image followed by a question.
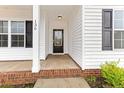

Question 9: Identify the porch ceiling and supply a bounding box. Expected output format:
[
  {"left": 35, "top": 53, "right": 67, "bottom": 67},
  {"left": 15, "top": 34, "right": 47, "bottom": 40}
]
[
  {"left": 0, "top": 5, "right": 32, "bottom": 10},
  {"left": 0, "top": 5, "right": 33, "bottom": 20},
  {"left": 41, "top": 5, "right": 80, "bottom": 20}
]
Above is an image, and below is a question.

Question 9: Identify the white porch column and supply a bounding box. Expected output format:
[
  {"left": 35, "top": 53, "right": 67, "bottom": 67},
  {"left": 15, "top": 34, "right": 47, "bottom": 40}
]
[{"left": 32, "top": 5, "right": 41, "bottom": 73}]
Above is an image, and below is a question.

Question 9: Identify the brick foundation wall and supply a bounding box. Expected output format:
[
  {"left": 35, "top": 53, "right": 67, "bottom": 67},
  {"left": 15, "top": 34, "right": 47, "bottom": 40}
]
[
  {"left": 81, "top": 69, "right": 101, "bottom": 77},
  {"left": 0, "top": 69, "right": 101, "bottom": 85}
]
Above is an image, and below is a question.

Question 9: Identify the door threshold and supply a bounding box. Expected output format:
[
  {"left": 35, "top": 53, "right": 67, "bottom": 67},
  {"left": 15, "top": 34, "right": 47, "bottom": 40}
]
[{"left": 52, "top": 53, "right": 65, "bottom": 55}]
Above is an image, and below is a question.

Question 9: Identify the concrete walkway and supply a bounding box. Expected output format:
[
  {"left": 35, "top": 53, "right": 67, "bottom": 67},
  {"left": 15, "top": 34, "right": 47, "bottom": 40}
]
[{"left": 34, "top": 77, "right": 90, "bottom": 88}]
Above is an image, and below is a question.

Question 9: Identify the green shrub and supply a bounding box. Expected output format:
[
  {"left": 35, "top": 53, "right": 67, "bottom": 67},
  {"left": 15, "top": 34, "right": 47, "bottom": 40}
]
[
  {"left": 101, "top": 61, "right": 124, "bottom": 88},
  {"left": 85, "top": 76, "right": 96, "bottom": 83}
]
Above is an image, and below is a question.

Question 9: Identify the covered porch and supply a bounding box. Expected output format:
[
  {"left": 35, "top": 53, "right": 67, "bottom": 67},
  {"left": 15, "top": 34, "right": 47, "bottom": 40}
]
[
  {"left": 32, "top": 5, "right": 83, "bottom": 72},
  {"left": 0, "top": 55, "right": 80, "bottom": 72},
  {"left": 0, "top": 5, "right": 83, "bottom": 73}
]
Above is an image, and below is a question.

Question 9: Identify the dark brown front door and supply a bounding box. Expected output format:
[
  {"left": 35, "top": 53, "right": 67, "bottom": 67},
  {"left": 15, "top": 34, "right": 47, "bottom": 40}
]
[{"left": 53, "top": 29, "right": 64, "bottom": 53}]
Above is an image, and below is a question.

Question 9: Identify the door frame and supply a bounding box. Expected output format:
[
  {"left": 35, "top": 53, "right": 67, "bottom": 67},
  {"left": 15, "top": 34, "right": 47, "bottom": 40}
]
[{"left": 52, "top": 29, "right": 64, "bottom": 55}]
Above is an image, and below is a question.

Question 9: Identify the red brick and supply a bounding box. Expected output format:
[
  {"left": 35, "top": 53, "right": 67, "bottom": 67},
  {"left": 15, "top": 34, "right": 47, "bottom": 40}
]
[{"left": 0, "top": 69, "right": 100, "bottom": 85}]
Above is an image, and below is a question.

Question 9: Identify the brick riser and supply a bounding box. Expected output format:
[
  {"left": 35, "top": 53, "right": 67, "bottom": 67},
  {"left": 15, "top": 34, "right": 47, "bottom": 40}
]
[{"left": 0, "top": 69, "right": 101, "bottom": 85}]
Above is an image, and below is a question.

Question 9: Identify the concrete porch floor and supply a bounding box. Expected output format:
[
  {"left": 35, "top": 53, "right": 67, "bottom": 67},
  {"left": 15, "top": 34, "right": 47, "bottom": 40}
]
[
  {"left": 0, "top": 55, "right": 80, "bottom": 72},
  {"left": 41, "top": 55, "right": 80, "bottom": 70}
]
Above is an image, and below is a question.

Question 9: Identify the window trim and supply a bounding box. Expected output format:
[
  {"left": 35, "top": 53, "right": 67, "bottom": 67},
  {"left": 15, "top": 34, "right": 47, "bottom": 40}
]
[
  {"left": 0, "top": 20, "right": 33, "bottom": 48},
  {"left": 113, "top": 9, "right": 124, "bottom": 50},
  {"left": 10, "top": 20, "right": 26, "bottom": 48}
]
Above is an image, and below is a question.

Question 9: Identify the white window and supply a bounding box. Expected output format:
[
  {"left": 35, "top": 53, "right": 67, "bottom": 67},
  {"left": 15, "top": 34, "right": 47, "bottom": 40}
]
[
  {"left": 114, "top": 10, "right": 124, "bottom": 49},
  {"left": 11, "top": 21, "right": 25, "bottom": 47},
  {"left": 0, "top": 21, "right": 8, "bottom": 47}
]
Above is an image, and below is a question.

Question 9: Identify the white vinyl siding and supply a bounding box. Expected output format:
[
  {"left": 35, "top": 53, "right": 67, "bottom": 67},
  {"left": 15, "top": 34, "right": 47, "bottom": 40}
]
[
  {"left": 84, "top": 5, "right": 124, "bottom": 69},
  {"left": 39, "top": 12, "right": 49, "bottom": 60},
  {"left": 69, "top": 6, "right": 82, "bottom": 67},
  {"left": 0, "top": 48, "right": 32, "bottom": 60}
]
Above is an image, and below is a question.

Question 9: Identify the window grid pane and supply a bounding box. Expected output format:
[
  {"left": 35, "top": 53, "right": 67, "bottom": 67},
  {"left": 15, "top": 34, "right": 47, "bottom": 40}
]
[
  {"left": 114, "top": 39, "right": 121, "bottom": 49},
  {"left": 0, "top": 35, "right": 8, "bottom": 47},
  {"left": 114, "top": 10, "right": 124, "bottom": 29},
  {"left": 114, "top": 31, "right": 124, "bottom": 49},
  {"left": 11, "top": 35, "right": 24, "bottom": 47},
  {"left": 11, "top": 21, "right": 24, "bottom": 33},
  {"left": 0, "top": 21, "right": 8, "bottom": 33}
]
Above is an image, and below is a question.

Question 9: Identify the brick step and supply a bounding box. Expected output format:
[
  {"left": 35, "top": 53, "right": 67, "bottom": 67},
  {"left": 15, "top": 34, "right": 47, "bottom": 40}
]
[{"left": 0, "top": 69, "right": 100, "bottom": 85}]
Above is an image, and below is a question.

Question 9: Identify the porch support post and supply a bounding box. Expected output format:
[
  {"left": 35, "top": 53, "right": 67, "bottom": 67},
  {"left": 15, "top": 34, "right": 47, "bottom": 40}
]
[{"left": 32, "top": 5, "right": 40, "bottom": 73}]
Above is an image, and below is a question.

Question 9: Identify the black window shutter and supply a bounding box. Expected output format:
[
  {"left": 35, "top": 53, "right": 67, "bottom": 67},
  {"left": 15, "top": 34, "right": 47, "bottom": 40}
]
[
  {"left": 102, "top": 9, "right": 113, "bottom": 50},
  {"left": 25, "top": 21, "right": 33, "bottom": 48}
]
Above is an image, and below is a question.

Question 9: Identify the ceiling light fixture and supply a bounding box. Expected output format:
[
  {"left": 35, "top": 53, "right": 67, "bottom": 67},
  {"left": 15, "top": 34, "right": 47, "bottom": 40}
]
[{"left": 58, "top": 16, "right": 62, "bottom": 20}]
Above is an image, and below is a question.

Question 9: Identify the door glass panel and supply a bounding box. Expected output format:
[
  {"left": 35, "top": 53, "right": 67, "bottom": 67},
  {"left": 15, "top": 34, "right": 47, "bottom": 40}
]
[{"left": 54, "top": 31, "right": 62, "bottom": 46}]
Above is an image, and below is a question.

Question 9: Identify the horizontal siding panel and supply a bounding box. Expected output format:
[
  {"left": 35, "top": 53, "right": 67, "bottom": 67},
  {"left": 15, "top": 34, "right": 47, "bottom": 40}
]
[
  {"left": 69, "top": 6, "right": 82, "bottom": 68},
  {"left": 85, "top": 24, "right": 102, "bottom": 27},
  {"left": 85, "top": 26, "right": 101, "bottom": 30},
  {"left": 84, "top": 37, "right": 102, "bottom": 40},
  {"left": 85, "top": 49, "right": 101, "bottom": 52},
  {"left": 85, "top": 22, "right": 102, "bottom": 24},
  {"left": 85, "top": 62, "right": 124, "bottom": 67},
  {"left": 85, "top": 33, "right": 101, "bottom": 36},
  {"left": 85, "top": 34, "right": 102, "bottom": 39},
  {"left": 85, "top": 5, "right": 124, "bottom": 9},
  {"left": 85, "top": 42, "right": 102, "bottom": 46},
  {"left": 85, "top": 17, "right": 102, "bottom": 20},
  {"left": 85, "top": 30, "right": 101, "bottom": 33},
  {"left": 85, "top": 52, "right": 124, "bottom": 55},
  {"left": 85, "top": 58, "right": 124, "bottom": 62},
  {"left": 85, "top": 19, "right": 101, "bottom": 22},
  {"left": 85, "top": 10, "right": 101, "bottom": 13},
  {"left": 85, "top": 15, "right": 101, "bottom": 18},
  {"left": 0, "top": 48, "right": 32, "bottom": 60},
  {"left": 85, "top": 12, "right": 102, "bottom": 15}
]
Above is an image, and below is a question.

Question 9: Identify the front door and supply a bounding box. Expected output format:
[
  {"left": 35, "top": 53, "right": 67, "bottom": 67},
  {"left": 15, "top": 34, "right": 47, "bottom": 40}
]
[{"left": 53, "top": 29, "right": 64, "bottom": 53}]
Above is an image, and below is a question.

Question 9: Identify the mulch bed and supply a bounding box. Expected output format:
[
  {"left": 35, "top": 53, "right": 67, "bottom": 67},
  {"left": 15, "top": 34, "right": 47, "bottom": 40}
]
[
  {"left": 0, "top": 83, "right": 35, "bottom": 88},
  {"left": 85, "top": 77, "right": 112, "bottom": 88}
]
